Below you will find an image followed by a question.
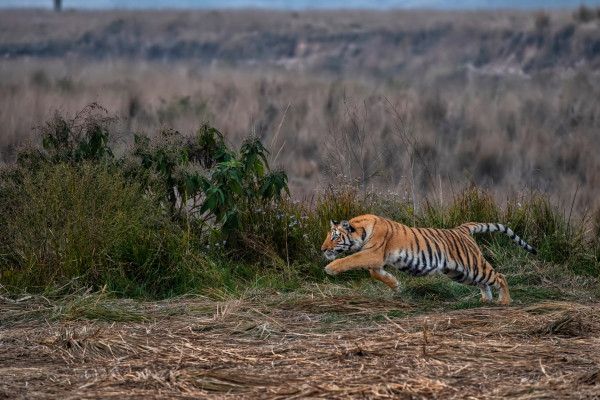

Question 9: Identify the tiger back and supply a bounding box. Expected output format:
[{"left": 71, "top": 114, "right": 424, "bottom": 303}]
[{"left": 321, "top": 214, "right": 537, "bottom": 304}]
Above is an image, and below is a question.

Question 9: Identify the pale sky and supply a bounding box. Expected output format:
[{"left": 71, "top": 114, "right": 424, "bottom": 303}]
[{"left": 2, "top": 0, "right": 600, "bottom": 9}]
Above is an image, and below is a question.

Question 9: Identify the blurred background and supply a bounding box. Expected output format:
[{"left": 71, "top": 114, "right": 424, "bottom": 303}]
[{"left": 1, "top": 0, "right": 599, "bottom": 213}]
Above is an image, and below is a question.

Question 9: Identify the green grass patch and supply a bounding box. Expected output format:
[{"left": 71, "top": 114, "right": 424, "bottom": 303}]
[{"left": 401, "top": 276, "right": 472, "bottom": 302}]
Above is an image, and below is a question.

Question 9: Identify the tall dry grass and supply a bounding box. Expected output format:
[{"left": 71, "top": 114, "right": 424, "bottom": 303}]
[
  {"left": 2, "top": 59, "right": 599, "bottom": 214},
  {"left": 0, "top": 8, "right": 599, "bottom": 216}
]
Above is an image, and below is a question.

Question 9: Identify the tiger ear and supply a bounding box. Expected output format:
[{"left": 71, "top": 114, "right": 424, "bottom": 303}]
[
  {"left": 330, "top": 220, "right": 339, "bottom": 229},
  {"left": 341, "top": 220, "right": 356, "bottom": 232}
]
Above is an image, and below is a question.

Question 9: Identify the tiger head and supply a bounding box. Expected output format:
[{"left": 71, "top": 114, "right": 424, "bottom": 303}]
[{"left": 321, "top": 219, "right": 363, "bottom": 260}]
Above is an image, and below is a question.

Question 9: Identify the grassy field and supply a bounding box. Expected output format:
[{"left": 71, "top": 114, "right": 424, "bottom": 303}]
[
  {"left": 1, "top": 7, "right": 600, "bottom": 398},
  {"left": 0, "top": 107, "right": 598, "bottom": 398}
]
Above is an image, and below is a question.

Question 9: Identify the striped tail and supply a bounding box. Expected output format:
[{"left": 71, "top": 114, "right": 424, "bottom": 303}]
[{"left": 458, "top": 223, "right": 537, "bottom": 255}]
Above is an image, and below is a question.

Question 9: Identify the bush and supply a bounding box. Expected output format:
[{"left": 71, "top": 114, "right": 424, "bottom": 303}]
[
  {"left": 122, "top": 127, "right": 206, "bottom": 218},
  {"left": 0, "top": 162, "right": 199, "bottom": 297},
  {"left": 0, "top": 104, "right": 292, "bottom": 296},
  {"left": 36, "top": 103, "right": 116, "bottom": 165},
  {"left": 122, "top": 123, "right": 289, "bottom": 232}
]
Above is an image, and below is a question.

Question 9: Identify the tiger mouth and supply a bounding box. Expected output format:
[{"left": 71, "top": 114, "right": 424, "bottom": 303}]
[{"left": 323, "top": 250, "right": 339, "bottom": 261}]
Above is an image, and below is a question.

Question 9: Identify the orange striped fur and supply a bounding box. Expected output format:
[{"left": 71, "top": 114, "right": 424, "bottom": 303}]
[{"left": 321, "top": 215, "right": 537, "bottom": 304}]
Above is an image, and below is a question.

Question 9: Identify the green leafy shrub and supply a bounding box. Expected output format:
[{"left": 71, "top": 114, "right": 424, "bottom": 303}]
[
  {"left": 201, "top": 135, "right": 289, "bottom": 232},
  {"left": 37, "top": 103, "right": 115, "bottom": 165},
  {"left": 122, "top": 127, "right": 205, "bottom": 217},
  {"left": 122, "top": 123, "right": 289, "bottom": 233}
]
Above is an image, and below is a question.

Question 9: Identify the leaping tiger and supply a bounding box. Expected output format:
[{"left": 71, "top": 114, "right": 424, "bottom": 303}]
[{"left": 321, "top": 214, "right": 537, "bottom": 304}]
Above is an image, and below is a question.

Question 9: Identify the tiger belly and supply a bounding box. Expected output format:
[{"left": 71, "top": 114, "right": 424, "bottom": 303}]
[{"left": 386, "top": 249, "right": 447, "bottom": 277}]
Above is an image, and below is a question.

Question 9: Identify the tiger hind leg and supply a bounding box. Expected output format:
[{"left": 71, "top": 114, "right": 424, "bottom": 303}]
[
  {"left": 446, "top": 262, "right": 511, "bottom": 304},
  {"left": 493, "top": 273, "right": 511, "bottom": 305},
  {"left": 481, "top": 261, "right": 511, "bottom": 305}
]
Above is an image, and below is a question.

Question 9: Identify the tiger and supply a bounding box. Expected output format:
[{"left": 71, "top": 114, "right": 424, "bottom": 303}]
[{"left": 321, "top": 214, "right": 537, "bottom": 304}]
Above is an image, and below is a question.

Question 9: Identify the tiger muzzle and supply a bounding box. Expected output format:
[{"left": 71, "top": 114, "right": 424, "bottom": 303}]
[{"left": 323, "top": 250, "right": 339, "bottom": 261}]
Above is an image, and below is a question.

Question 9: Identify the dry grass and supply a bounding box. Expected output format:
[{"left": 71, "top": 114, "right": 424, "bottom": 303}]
[
  {"left": 1, "top": 286, "right": 599, "bottom": 399},
  {"left": 1, "top": 9, "right": 600, "bottom": 217}
]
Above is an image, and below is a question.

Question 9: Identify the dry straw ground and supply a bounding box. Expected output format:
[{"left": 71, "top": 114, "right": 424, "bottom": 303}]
[{"left": 2, "top": 286, "right": 599, "bottom": 399}]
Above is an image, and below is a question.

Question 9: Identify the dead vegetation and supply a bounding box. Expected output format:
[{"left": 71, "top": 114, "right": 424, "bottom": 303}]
[{"left": 1, "top": 286, "right": 599, "bottom": 399}]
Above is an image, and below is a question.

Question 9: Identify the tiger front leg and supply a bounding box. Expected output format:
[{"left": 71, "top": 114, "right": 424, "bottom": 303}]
[
  {"left": 325, "top": 251, "right": 384, "bottom": 276},
  {"left": 370, "top": 268, "right": 400, "bottom": 292}
]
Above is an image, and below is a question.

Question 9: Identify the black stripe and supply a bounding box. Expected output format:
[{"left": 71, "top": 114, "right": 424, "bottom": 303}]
[
  {"left": 448, "top": 230, "right": 469, "bottom": 269},
  {"left": 440, "top": 229, "right": 460, "bottom": 270},
  {"left": 409, "top": 227, "right": 420, "bottom": 256},
  {"left": 409, "top": 230, "right": 416, "bottom": 254},
  {"left": 418, "top": 251, "right": 427, "bottom": 275},
  {"left": 421, "top": 229, "right": 442, "bottom": 275},
  {"left": 431, "top": 229, "right": 451, "bottom": 265},
  {"left": 405, "top": 251, "right": 413, "bottom": 267},
  {"left": 473, "top": 264, "right": 484, "bottom": 284},
  {"left": 461, "top": 235, "right": 479, "bottom": 268},
  {"left": 483, "top": 263, "right": 493, "bottom": 284},
  {"left": 372, "top": 225, "right": 391, "bottom": 251},
  {"left": 386, "top": 219, "right": 397, "bottom": 237},
  {"left": 421, "top": 231, "right": 433, "bottom": 271}
]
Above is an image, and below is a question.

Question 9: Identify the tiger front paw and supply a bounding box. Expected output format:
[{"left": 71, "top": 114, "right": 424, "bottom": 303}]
[{"left": 324, "top": 264, "right": 339, "bottom": 275}]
